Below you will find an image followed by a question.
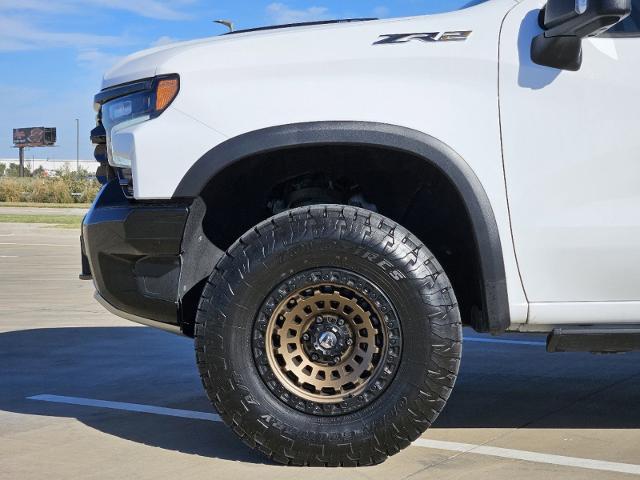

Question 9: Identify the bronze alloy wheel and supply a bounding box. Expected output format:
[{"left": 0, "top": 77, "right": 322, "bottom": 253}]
[{"left": 252, "top": 268, "right": 403, "bottom": 416}]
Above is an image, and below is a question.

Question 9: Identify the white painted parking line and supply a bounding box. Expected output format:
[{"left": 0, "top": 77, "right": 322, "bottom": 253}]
[
  {"left": 28, "top": 394, "right": 640, "bottom": 475},
  {"left": 28, "top": 394, "right": 221, "bottom": 422},
  {"left": 464, "top": 337, "right": 546, "bottom": 347},
  {"left": 414, "top": 439, "right": 640, "bottom": 476},
  {"left": 0, "top": 256, "right": 18, "bottom": 258},
  {"left": 0, "top": 243, "right": 75, "bottom": 248}
]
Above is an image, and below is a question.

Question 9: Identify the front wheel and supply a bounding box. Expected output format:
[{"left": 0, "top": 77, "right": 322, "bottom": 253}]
[{"left": 195, "top": 205, "right": 462, "bottom": 466}]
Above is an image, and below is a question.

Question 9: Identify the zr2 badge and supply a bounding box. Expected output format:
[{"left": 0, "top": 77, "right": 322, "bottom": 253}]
[{"left": 374, "top": 31, "right": 472, "bottom": 45}]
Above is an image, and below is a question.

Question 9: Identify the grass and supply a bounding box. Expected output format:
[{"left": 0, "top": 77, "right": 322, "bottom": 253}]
[
  {"left": 0, "top": 202, "right": 91, "bottom": 208},
  {"left": 0, "top": 171, "right": 100, "bottom": 204},
  {"left": 0, "top": 214, "right": 83, "bottom": 229}
]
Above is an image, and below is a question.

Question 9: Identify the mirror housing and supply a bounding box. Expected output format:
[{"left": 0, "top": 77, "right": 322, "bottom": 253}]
[{"left": 532, "top": 0, "right": 632, "bottom": 71}]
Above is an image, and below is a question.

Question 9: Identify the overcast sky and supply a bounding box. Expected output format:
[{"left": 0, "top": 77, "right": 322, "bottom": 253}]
[{"left": 0, "top": 0, "right": 476, "bottom": 161}]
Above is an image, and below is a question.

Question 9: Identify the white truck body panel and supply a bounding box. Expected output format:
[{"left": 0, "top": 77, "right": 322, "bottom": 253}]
[{"left": 500, "top": 0, "right": 640, "bottom": 323}]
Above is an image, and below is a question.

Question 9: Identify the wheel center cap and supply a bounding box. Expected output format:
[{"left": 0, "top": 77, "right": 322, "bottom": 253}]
[{"left": 318, "top": 331, "right": 338, "bottom": 349}]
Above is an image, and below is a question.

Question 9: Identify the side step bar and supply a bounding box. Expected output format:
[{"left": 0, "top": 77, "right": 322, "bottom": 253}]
[{"left": 547, "top": 326, "right": 640, "bottom": 353}]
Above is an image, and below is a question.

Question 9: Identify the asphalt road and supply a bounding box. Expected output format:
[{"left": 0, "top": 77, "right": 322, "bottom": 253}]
[{"left": 1, "top": 221, "right": 639, "bottom": 479}]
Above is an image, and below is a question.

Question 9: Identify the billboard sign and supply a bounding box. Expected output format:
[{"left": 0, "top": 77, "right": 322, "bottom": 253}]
[{"left": 13, "top": 127, "right": 56, "bottom": 147}]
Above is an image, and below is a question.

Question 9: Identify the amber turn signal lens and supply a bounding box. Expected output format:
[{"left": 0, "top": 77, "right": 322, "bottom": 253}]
[{"left": 155, "top": 78, "right": 179, "bottom": 111}]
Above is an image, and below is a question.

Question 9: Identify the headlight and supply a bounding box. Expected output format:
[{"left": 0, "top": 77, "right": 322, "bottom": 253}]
[{"left": 101, "top": 75, "right": 179, "bottom": 168}]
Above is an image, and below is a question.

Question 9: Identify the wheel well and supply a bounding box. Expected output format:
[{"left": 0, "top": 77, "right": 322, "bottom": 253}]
[{"left": 195, "top": 144, "right": 486, "bottom": 331}]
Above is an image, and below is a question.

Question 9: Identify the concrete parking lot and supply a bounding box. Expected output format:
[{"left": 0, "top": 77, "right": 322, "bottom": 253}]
[{"left": 1, "top": 220, "right": 639, "bottom": 479}]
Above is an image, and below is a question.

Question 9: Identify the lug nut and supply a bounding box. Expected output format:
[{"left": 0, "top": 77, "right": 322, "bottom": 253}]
[
  {"left": 311, "top": 353, "right": 320, "bottom": 361},
  {"left": 302, "top": 333, "right": 310, "bottom": 341},
  {"left": 337, "top": 319, "right": 345, "bottom": 326},
  {"left": 346, "top": 338, "right": 353, "bottom": 346},
  {"left": 316, "top": 316, "right": 324, "bottom": 324},
  {"left": 333, "top": 356, "right": 341, "bottom": 364}
]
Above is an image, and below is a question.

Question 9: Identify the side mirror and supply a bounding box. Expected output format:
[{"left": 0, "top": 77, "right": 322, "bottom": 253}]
[{"left": 531, "top": 0, "right": 632, "bottom": 71}]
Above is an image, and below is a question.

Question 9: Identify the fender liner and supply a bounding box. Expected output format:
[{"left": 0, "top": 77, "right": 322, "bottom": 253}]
[{"left": 173, "top": 122, "right": 510, "bottom": 333}]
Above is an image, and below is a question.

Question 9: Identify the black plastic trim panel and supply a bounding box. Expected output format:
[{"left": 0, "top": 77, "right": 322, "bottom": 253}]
[
  {"left": 83, "top": 180, "right": 191, "bottom": 325},
  {"left": 173, "top": 121, "right": 511, "bottom": 333},
  {"left": 548, "top": 326, "right": 640, "bottom": 353}
]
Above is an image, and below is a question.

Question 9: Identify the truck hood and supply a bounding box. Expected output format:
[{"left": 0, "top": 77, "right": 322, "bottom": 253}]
[
  {"left": 102, "top": 0, "right": 518, "bottom": 89},
  {"left": 103, "top": 19, "right": 378, "bottom": 88}
]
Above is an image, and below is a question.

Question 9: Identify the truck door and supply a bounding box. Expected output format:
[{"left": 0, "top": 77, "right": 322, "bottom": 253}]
[{"left": 499, "top": 0, "right": 640, "bottom": 324}]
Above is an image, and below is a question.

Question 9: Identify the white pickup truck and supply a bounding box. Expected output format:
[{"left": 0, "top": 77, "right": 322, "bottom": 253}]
[{"left": 81, "top": 0, "right": 640, "bottom": 466}]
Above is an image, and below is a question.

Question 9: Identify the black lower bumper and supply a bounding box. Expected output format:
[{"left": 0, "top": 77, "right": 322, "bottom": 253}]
[{"left": 82, "top": 180, "right": 191, "bottom": 327}]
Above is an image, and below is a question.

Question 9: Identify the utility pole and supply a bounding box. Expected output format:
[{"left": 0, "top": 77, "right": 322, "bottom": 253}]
[
  {"left": 19, "top": 146, "right": 25, "bottom": 177},
  {"left": 75, "top": 118, "right": 80, "bottom": 172}
]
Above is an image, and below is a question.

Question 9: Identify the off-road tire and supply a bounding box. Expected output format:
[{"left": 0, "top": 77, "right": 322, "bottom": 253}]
[{"left": 194, "top": 205, "right": 462, "bottom": 466}]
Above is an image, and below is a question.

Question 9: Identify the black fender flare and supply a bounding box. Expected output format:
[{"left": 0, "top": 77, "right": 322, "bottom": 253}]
[{"left": 174, "top": 121, "right": 510, "bottom": 333}]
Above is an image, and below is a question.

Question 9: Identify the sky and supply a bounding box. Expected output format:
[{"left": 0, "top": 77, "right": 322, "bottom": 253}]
[{"left": 0, "top": 0, "right": 477, "bottom": 161}]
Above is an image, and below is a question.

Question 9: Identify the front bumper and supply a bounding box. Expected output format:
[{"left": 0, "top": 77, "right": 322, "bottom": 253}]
[{"left": 82, "top": 180, "right": 191, "bottom": 328}]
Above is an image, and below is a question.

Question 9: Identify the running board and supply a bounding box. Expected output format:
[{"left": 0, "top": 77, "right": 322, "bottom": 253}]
[{"left": 547, "top": 326, "right": 640, "bottom": 353}]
